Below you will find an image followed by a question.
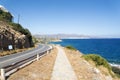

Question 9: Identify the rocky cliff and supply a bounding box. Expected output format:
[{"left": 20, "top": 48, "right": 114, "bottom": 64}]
[
  {"left": 0, "top": 21, "right": 31, "bottom": 50},
  {"left": 0, "top": 5, "right": 33, "bottom": 51}
]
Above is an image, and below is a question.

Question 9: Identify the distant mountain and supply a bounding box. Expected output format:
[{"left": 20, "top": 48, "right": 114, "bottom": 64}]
[
  {"left": 34, "top": 34, "right": 120, "bottom": 39},
  {"left": 34, "top": 34, "right": 92, "bottom": 39}
]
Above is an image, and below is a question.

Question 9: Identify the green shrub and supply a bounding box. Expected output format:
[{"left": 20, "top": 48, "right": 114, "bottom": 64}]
[
  {"left": 0, "top": 10, "right": 13, "bottom": 22},
  {"left": 32, "top": 36, "right": 38, "bottom": 44},
  {"left": 9, "top": 23, "right": 30, "bottom": 35},
  {"left": 65, "top": 45, "right": 77, "bottom": 51},
  {"left": 83, "top": 54, "right": 112, "bottom": 74},
  {"left": 9, "top": 23, "right": 34, "bottom": 47}
]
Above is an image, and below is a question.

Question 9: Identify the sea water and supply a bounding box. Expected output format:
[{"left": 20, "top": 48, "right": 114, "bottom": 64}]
[{"left": 51, "top": 39, "right": 120, "bottom": 65}]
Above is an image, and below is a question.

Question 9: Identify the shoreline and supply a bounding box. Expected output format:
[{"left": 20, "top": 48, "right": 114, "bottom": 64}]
[
  {"left": 110, "top": 63, "right": 120, "bottom": 68},
  {"left": 52, "top": 44, "right": 120, "bottom": 70},
  {"left": 50, "top": 39, "right": 62, "bottom": 42}
]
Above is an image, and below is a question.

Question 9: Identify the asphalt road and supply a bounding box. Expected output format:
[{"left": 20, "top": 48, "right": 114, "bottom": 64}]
[{"left": 0, "top": 44, "right": 51, "bottom": 68}]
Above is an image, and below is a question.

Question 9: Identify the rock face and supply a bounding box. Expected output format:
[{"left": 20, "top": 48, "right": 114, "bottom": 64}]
[
  {"left": 0, "top": 5, "right": 33, "bottom": 51},
  {"left": 0, "top": 21, "right": 30, "bottom": 51}
]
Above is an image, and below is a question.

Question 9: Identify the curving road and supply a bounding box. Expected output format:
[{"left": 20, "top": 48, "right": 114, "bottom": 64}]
[{"left": 0, "top": 44, "right": 51, "bottom": 68}]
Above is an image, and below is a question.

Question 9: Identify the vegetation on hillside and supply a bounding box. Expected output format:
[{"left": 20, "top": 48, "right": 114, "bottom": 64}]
[
  {"left": 83, "top": 54, "right": 113, "bottom": 76},
  {"left": 0, "top": 9, "right": 34, "bottom": 47},
  {"left": 0, "top": 10, "right": 13, "bottom": 22},
  {"left": 9, "top": 22, "right": 34, "bottom": 47},
  {"left": 32, "top": 36, "right": 39, "bottom": 44},
  {"left": 65, "top": 45, "right": 77, "bottom": 51},
  {"left": 0, "top": 48, "right": 32, "bottom": 56}
]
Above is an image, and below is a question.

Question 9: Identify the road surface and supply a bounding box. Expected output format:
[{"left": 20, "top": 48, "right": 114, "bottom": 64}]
[{"left": 0, "top": 44, "right": 51, "bottom": 68}]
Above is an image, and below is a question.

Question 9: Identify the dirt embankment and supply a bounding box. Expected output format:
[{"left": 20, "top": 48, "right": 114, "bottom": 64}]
[{"left": 64, "top": 48, "right": 119, "bottom": 80}]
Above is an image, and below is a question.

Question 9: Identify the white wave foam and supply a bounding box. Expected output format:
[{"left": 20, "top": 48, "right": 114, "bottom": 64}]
[{"left": 109, "top": 63, "right": 120, "bottom": 68}]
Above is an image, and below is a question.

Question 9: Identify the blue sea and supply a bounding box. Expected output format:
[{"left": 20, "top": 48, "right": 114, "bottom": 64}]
[{"left": 51, "top": 39, "right": 120, "bottom": 65}]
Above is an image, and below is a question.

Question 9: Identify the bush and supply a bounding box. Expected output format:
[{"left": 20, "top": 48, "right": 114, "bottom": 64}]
[
  {"left": 32, "top": 36, "right": 38, "bottom": 44},
  {"left": 9, "top": 23, "right": 30, "bottom": 35},
  {"left": 0, "top": 10, "right": 13, "bottom": 22},
  {"left": 83, "top": 54, "right": 112, "bottom": 73},
  {"left": 9, "top": 23, "right": 34, "bottom": 47},
  {"left": 65, "top": 45, "right": 77, "bottom": 51}
]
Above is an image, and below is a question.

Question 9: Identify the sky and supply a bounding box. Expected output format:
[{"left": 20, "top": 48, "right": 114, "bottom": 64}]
[{"left": 0, "top": 0, "right": 120, "bottom": 37}]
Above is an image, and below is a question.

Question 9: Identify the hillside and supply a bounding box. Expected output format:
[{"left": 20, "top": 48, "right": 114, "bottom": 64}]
[
  {"left": 0, "top": 5, "right": 33, "bottom": 51},
  {"left": 65, "top": 47, "right": 119, "bottom": 80}
]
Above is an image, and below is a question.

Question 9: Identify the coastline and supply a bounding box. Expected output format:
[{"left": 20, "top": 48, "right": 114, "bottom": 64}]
[
  {"left": 110, "top": 63, "right": 120, "bottom": 69},
  {"left": 50, "top": 39, "right": 62, "bottom": 42},
  {"left": 51, "top": 39, "right": 120, "bottom": 68}
]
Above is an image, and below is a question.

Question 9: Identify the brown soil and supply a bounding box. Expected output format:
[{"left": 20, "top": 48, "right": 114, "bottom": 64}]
[
  {"left": 64, "top": 48, "right": 119, "bottom": 80},
  {"left": 8, "top": 47, "right": 57, "bottom": 80}
]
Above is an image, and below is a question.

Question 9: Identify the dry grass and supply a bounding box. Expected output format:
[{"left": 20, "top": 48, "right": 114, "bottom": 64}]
[
  {"left": 0, "top": 49, "right": 28, "bottom": 56},
  {"left": 8, "top": 47, "right": 57, "bottom": 80},
  {"left": 0, "top": 46, "right": 37, "bottom": 57},
  {"left": 64, "top": 48, "right": 119, "bottom": 80},
  {"left": 65, "top": 48, "right": 95, "bottom": 80}
]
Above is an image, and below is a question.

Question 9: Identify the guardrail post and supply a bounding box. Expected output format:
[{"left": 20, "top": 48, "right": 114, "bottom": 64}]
[
  {"left": 47, "top": 50, "right": 49, "bottom": 54},
  {"left": 1, "top": 68, "right": 6, "bottom": 80},
  {"left": 37, "top": 54, "right": 39, "bottom": 61},
  {"left": 49, "top": 49, "right": 51, "bottom": 53}
]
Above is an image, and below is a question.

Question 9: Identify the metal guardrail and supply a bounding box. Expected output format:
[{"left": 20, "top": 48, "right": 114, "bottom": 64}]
[{"left": 0, "top": 45, "right": 53, "bottom": 80}]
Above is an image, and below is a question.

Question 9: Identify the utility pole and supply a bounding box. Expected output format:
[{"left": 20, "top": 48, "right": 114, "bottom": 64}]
[
  {"left": 18, "top": 14, "right": 20, "bottom": 24},
  {"left": 0, "top": 34, "right": 3, "bottom": 51}
]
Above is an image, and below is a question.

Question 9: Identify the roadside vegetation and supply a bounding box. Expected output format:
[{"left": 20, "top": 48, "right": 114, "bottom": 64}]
[
  {"left": 65, "top": 45, "right": 77, "bottom": 51},
  {"left": 32, "top": 36, "right": 39, "bottom": 44},
  {"left": 0, "top": 10, "right": 13, "bottom": 22},
  {"left": 0, "top": 48, "right": 33, "bottom": 56}
]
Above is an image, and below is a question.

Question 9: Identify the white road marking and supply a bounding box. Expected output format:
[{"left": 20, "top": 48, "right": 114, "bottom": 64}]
[{"left": 0, "top": 45, "right": 46, "bottom": 64}]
